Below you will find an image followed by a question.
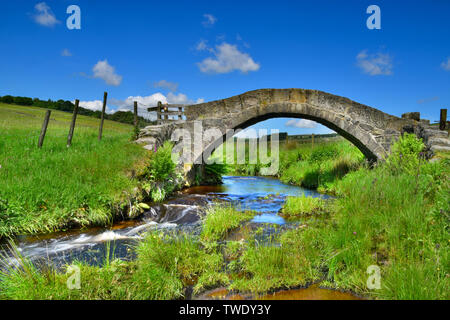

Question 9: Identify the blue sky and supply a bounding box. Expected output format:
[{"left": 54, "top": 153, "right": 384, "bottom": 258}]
[{"left": 1, "top": 0, "right": 449, "bottom": 136}]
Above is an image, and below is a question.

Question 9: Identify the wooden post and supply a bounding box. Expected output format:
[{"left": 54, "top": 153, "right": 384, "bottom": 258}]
[
  {"left": 440, "top": 109, "right": 447, "bottom": 130},
  {"left": 311, "top": 133, "right": 314, "bottom": 148},
  {"left": 164, "top": 104, "right": 168, "bottom": 121},
  {"left": 157, "top": 101, "right": 162, "bottom": 124},
  {"left": 98, "top": 92, "right": 108, "bottom": 140},
  {"left": 38, "top": 110, "right": 51, "bottom": 148},
  {"left": 134, "top": 101, "right": 138, "bottom": 129},
  {"left": 67, "top": 99, "right": 79, "bottom": 147}
]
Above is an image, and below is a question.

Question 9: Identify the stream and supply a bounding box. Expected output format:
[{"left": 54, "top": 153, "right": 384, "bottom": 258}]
[{"left": 0, "top": 176, "right": 360, "bottom": 300}]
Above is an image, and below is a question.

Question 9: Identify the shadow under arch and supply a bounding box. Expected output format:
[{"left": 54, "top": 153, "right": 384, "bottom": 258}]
[{"left": 197, "top": 112, "right": 377, "bottom": 167}]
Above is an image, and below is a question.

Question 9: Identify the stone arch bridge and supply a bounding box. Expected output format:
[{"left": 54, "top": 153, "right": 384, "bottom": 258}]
[{"left": 137, "top": 89, "right": 449, "bottom": 181}]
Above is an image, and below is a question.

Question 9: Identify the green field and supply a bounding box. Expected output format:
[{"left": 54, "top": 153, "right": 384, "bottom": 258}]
[
  {"left": 0, "top": 103, "right": 149, "bottom": 238},
  {"left": 0, "top": 130, "right": 448, "bottom": 300}
]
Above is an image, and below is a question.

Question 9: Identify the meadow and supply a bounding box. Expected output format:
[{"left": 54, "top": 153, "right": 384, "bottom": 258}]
[
  {"left": 0, "top": 111, "right": 448, "bottom": 300},
  {"left": 3, "top": 133, "right": 448, "bottom": 300},
  {"left": 0, "top": 103, "right": 149, "bottom": 238}
]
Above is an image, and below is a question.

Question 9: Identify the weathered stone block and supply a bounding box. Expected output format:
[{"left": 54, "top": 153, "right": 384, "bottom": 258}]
[{"left": 402, "top": 112, "right": 420, "bottom": 121}]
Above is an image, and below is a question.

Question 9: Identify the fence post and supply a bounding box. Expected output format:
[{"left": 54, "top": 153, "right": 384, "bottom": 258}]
[
  {"left": 311, "top": 133, "right": 314, "bottom": 148},
  {"left": 98, "top": 91, "right": 108, "bottom": 140},
  {"left": 67, "top": 99, "right": 79, "bottom": 147},
  {"left": 157, "top": 101, "right": 162, "bottom": 124},
  {"left": 134, "top": 101, "right": 139, "bottom": 129},
  {"left": 440, "top": 109, "right": 447, "bottom": 130},
  {"left": 164, "top": 104, "right": 168, "bottom": 121},
  {"left": 38, "top": 110, "right": 51, "bottom": 148}
]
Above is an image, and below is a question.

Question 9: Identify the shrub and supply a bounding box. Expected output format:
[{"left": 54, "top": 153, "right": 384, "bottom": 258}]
[
  {"left": 386, "top": 133, "right": 425, "bottom": 174},
  {"left": 147, "top": 141, "right": 176, "bottom": 181}
]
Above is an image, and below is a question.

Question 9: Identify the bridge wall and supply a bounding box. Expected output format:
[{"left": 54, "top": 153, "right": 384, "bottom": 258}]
[
  {"left": 184, "top": 89, "right": 413, "bottom": 161},
  {"left": 137, "top": 89, "right": 449, "bottom": 186}
]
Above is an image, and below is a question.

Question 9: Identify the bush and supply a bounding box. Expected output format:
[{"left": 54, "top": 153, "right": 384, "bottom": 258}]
[
  {"left": 147, "top": 141, "right": 176, "bottom": 181},
  {"left": 0, "top": 95, "right": 14, "bottom": 104},
  {"left": 386, "top": 133, "right": 425, "bottom": 174},
  {"left": 13, "top": 96, "right": 33, "bottom": 106}
]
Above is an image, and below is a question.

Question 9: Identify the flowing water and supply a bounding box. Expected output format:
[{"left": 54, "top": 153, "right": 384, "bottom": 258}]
[
  {"left": 0, "top": 176, "right": 359, "bottom": 300},
  {"left": 1, "top": 176, "right": 329, "bottom": 268}
]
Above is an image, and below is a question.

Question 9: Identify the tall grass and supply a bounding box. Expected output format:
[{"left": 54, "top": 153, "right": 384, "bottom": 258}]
[
  {"left": 281, "top": 194, "right": 328, "bottom": 219},
  {"left": 219, "top": 138, "right": 364, "bottom": 194},
  {"left": 1, "top": 131, "right": 447, "bottom": 300},
  {"left": 201, "top": 205, "right": 256, "bottom": 241},
  {"left": 238, "top": 133, "right": 449, "bottom": 299},
  {"left": 278, "top": 140, "right": 364, "bottom": 193},
  {"left": 0, "top": 103, "right": 149, "bottom": 237},
  {"left": 0, "top": 232, "right": 227, "bottom": 299}
]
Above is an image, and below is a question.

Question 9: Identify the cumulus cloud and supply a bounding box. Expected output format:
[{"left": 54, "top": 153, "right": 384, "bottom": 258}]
[
  {"left": 441, "top": 57, "right": 450, "bottom": 71},
  {"left": 356, "top": 50, "right": 393, "bottom": 76},
  {"left": 61, "top": 48, "right": 72, "bottom": 57},
  {"left": 32, "top": 2, "right": 60, "bottom": 27},
  {"left": 92, "top": 60, "right": 122, "bottom": 86},
  {"left": 197, "top": 42, "right": 260, "bottom": 74},
  {"left": 77, "top": 100, "right": 113, "bottom": 113},
  {"left": 285, "top": 119, "right": 317, "bottom": 129},
  {"left": 154, "top": 80, "right": 179, "bottom": 92},
  {"left": 202, "top": 14, "right": 217, "bottom": 27},
  {"left": 75, "top": 92, "right": 204, "bottom": 120}
]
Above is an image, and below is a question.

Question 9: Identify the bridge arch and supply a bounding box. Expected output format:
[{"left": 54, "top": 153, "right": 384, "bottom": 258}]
[{"left": 183, "top": 89, "right": 406, "bottom": 163}]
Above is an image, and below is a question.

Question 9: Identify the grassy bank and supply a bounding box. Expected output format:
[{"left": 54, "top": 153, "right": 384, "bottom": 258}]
[
  {"left": 223, "top": 138, "right": 364, "bottom": 194},
  {"left": 0, "top": 103, "right": 150, "bottom": 238},
  {"left": 0, "top": 205, "right": 248, "bottom": 299},
  {"left": 1, "top": 134, "right": 448, "bottom": 300},
  {"left": 230, "top": 134, "right": 449, "bottom": 299}
]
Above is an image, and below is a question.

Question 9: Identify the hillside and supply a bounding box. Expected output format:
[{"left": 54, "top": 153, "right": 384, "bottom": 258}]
[{"left": 0, "top": 103, "right": 149, "bottom": 237}]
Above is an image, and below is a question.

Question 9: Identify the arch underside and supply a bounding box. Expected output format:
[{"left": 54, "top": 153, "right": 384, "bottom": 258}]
[{"left": 200, "top": 111, "right": 381, "bottom": 164}]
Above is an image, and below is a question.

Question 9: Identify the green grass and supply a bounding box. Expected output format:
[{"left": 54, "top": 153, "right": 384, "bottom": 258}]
[
  {"left": 230, "top": 134, "right": 449, "bottom": 299},
  {"left": 218, "top": 138, "right": 364, "bottom": 194},
  {"left": 0, "top": 232, "right": 227, "bottom": 299},
  {"left": 281, "top": 194, "right": 328, "bottom": 219},
  {"left": 201, "top": 205, "right": 256, "bottom": 241},
  {"left": 0, "top": 103, "right": 149, "bottom": 238},
  {"left": 278, "top": 140, "right": 364, "bottom": 193},
  {"left": 1, "top": 133, "right": 448, "bottom": 300}
]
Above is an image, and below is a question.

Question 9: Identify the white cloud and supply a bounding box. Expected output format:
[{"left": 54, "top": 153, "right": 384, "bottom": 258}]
[
  {"left": 105, "top": 92, "right": 204, "bottom": 120},
  {"left": 356, "top": 50, "right": 393, "bottom": 76},
  {"left": 196, "top": 39, "right": 209, "bottom": 51},
  {"left": 167, "top": 92, "right": 204, "bottom": 105},
  {"left": 33, "top": 2, "right": 60, "bottom": 27},
  {"left": 61, "top": 48, "right": 72, "bottom": 57},
  {"left": 285, "top": 119, "right": 317, "bottom": 129},
  {"left": 197, "top": 42, "right": 260, "bottom": 74},
  {"left": 202, "top": 14, "right": 217, "bottom": 27},
  {"left": 77, "top": 100, "right": 113, "bottom": 113},
  {"left": 92, "top": 60, "right": 122, "bottom": 86},
  {"left": 154, "top": 80, "right": 179, "bottom": 92},
  {"left": 417, "top": 96, "right": 439, "bottom": 104},
  {"left": 441, "top": 57, "right": 450, "bottom": 71}
]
